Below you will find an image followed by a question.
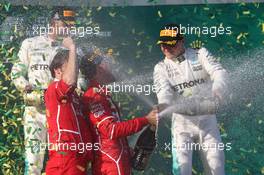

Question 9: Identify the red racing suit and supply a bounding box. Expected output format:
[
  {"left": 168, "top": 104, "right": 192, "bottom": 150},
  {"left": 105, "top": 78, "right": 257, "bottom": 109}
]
[
  {"left": 82, "top": 80, "right": 149, "bottom": 175},
  {"left": 45, "top": 79, "right": 93, "bottom": 175}
]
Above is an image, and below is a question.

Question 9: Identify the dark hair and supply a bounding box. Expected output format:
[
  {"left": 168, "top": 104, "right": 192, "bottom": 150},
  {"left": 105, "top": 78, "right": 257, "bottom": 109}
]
[
  {"left": 80, "top": 52, "right": 102, "bottom": 80},
  {"left": 49, "top": 49, "right": 69, "bottom": 78}
]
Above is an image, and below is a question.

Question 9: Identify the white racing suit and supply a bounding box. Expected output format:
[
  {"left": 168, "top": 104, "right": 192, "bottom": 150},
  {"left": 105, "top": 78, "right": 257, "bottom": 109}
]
[
  {"left": 153, "top": 48, "right": 228, "bottom": 175},
  {"left": 11, "top": 36, "right": 86, "bottom": 175}
]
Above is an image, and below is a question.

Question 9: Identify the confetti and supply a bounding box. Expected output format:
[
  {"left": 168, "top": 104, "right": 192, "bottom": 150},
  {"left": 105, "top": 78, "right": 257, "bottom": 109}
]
[{"left": 0, "top": 3, "right": 264, "bottom": 175}]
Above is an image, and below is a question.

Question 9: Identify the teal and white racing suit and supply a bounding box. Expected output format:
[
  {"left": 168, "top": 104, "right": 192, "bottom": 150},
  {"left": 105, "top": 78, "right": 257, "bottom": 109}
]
[
  {"left": 11, "top": 35, "right": 58, "bottom": 175},
  {"left": 153, "top": 47, "right": 228, "bottom": 175}
]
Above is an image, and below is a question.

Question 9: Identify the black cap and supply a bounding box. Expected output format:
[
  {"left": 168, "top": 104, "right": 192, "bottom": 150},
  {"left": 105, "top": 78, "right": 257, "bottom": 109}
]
[
  {"left": 157, "top": 24, "right": 184, "bottom": 46},
  {"left": 51, "top": 7, "right": 76, "bottom": 25},
  {"left": 80, "top": 49, "right": 104, "bottom": 80}
]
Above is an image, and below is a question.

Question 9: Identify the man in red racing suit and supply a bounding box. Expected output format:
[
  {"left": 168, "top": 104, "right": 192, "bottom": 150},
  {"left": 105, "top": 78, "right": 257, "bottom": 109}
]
[
  {"left": 80, "top": 51, "right": 158, "bottom": 175},
  {"left": 45, "top": 80, "right": 93, "bottom": 174},
  {"left": 45, "top": 37, "right": 93, "bottom": 175}
]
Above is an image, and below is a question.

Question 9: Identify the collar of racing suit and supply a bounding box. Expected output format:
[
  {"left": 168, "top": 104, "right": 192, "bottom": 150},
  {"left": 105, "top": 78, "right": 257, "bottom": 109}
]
[
  {"left": 165, "top": 54, "right": 185, "bottom": 64},
  {"left": 88, "top": 80, "right": 110, "bottom": 96}
]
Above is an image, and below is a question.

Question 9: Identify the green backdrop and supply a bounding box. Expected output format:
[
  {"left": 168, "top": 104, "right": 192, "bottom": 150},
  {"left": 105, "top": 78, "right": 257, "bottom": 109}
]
[{"left": 0, "top": 2, "right": 264, "bottom": 175}]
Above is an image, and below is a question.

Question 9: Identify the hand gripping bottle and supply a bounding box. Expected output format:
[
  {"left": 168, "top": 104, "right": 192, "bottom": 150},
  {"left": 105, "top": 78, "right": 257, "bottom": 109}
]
[{"left": 132, "top": 125, "right": 157, "bottom": 171}]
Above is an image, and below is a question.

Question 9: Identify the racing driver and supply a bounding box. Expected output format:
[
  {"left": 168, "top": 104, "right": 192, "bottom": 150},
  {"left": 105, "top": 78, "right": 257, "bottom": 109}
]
[
  {"left": 153, "top": 24, "right": 228, "bottom": 175},
  {"left": 44, "top": 37, "right": 93, "bottom": 175},
  {"left": 80, "top": 51, "right": 158, "bottom": 175},
  {"left": 11, "top": 7, "right": 86, "bottom": 174}
]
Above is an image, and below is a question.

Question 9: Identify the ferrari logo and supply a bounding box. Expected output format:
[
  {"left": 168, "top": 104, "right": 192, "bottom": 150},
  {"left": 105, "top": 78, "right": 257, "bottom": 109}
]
[{"left": 262, "top": 23, "right": 264, "bottom": 32}]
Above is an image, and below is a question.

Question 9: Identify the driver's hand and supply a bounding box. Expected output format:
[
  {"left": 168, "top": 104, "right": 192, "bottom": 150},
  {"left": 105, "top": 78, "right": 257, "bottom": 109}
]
[
  {"left": 62, "top": 37, "right": 75, "bottom": 50},
  {"left": 145, "top": 108, "right": 158, "bottom": 126},
  {"left": 213, "top": 89, "right": 223, "bottom": 102}
]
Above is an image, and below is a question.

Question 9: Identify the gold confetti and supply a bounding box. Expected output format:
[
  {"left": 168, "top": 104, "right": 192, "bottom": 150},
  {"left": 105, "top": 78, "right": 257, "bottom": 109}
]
[{"left": 158, "top": 10, "right": 162, "bottom": 18}]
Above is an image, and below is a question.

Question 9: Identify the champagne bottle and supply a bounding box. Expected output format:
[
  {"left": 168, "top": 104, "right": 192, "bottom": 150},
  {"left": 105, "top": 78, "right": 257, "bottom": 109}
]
[{"left": 132, "top": 125, "right": 157, "bottom": 171}]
